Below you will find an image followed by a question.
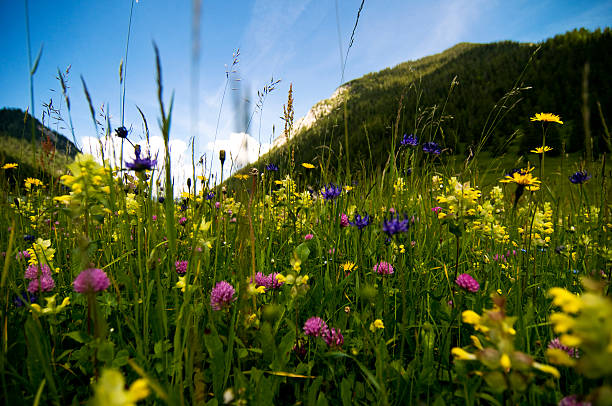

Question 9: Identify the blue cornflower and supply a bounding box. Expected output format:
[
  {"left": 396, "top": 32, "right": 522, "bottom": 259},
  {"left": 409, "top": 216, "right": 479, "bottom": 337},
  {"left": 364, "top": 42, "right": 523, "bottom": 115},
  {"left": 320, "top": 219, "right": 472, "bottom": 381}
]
[
  {"left": 321, "top": 183, "right": 342, "bottom": 201},
  {"left": 382, "top": 214, "right": 410, "bottom": 237},
  {"left": 125, "top": 145, "right": 157, "bottom": 172},
  {"left": 265, "top": 163, "right": 279, "bottom": 171},
  {"left": 400, "top": 133, "right": 418, "bottom": 147},
  {"left": 158, "top": 196, "right": 165, "bottom": 204},
  {"left": 569, "top": 170, "right": 591, "bottom": 184},
  {"left": 422, "top": 141, "right": 442, "bottom": 155},
  {"left": 205, "top": 192, "right": 215, "bottom": 200},
  {"left": 349, "top": 212, "right": 371, "bottom": 230},
  {"left": 115, "top": 126, "right": 129, "bottom": 139},
  {"left": 14, "top": 292, "right": 37, "bottom": 307}
]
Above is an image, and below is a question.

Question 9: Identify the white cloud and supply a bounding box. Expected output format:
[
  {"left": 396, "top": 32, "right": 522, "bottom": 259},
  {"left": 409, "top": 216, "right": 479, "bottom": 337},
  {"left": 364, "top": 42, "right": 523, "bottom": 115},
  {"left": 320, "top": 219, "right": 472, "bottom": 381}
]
[{"left": 206, "top": 132, "right": 270, "bottom": 174}]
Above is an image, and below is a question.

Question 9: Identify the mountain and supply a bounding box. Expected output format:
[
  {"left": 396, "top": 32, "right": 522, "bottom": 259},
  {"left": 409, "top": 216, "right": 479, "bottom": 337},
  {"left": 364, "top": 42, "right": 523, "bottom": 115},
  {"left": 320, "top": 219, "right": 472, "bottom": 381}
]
[
  {"left": 0, "top": 108, "right": 80, "bottom": 182},
  {"left": 253, "top": 28, "right": 612, "bottom": 175}
]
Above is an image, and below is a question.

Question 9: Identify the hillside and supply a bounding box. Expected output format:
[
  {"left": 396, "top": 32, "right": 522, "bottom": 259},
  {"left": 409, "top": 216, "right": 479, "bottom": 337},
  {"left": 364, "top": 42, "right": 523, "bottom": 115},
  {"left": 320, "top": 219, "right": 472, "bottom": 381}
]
[
  {"left": 253, "top": 28, "right": 612, "bottom": 175},
  {"left": 0, "top": 108, "right": 80, "bottom": 183}
]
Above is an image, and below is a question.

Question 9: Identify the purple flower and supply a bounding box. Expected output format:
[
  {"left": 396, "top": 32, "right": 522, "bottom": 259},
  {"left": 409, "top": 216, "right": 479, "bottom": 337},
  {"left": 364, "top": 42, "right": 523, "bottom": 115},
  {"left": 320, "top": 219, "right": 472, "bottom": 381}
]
[
  {"left": 431, "top": 206, "right": 442, "bottom": 214},
  {"left": 115, "top": 126, "right": 129, "bottom": 139},
  {"left": 350, "top": 212, "right": 371, "bottom": 230},
  {"left": 455, "top": 273, "right": 479, "bottom": 292},
  {"left": 250, "top": 272, "right": 270, "bottom": 289},
  {"left": 548, "top": 337, "right": 579, "bottom": 358},
  {"left": 321, "top": 183, "right": 342, "bottom": 201},
  {"left": 205, "top": 192, "right": 215, "bottom": 200},
  {"left": 559, "top": 395, "right": 591, "bottom": 406},
  {"left": 373, "top": 261, "right": 394, "bottom": 275},
  {"left": 340, "top": 213, "right": 349, "bottom": 228},
  {"left": 27, "top": 274, "right": 55, "bottom": 293},
  {"left": 16, "top": 250, "right": 31, "bottom": 261},
  {"left": 179, "top": 217, "right": 188, "bottom": 226},
  {"left": 422, "top": 141, "right": 442, "bottom": 155},
  {"left": 14, "top": 292, "right": 37, "bottom": 307},
  {"left": 382, "top": 214, "right": 410, "bottom": 237},
  {"left": 303, "top": 316, "right": 329, "bottom": 338},
  {"left": 268, "top": 272, "right": 284, "bottom": 289},
  {"left": 324, "top": 327, "right": 344, "bottom": 348},
  {"left": 265, "top": 163, "right": 279, "bottom": 171},
  {"left": 569, "top": 171, "right": 591, "bottom": 184},
  {"left": 400, "top": 133, "right": 418, "bottom": 147},
  {"left": 73, "top": 268, "right": 111, "bottom": 294},
  {"left": 125, "top": 145, "right": 157, "bottom": 172},
  {"left": 210, "top": 281, "right": 236, "bottom": 311},
  {"left": 25, "top": 264, "right": 52, "bottom": 280},
  {"left": 175, "top": 260, "right": 188, "bottom": 275},
  {"left": 304, "top": 233, "right": 314, "bottom": 241}
]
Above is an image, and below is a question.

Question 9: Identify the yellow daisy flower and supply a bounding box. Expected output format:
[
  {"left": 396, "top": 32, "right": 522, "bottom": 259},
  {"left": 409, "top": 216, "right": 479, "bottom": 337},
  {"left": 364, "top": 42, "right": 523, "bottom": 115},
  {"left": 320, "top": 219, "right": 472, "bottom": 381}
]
[
  {"left": 499, "top": 164, "right": 541, "bottom": 191},
  {"left": 301, "top": 163, "right": 315, "bottom": 169},
  {"left": 2, "top": 163, "right": 18, "bottom": 169},
  {"left": 530, "top": 113, "right": 563, "bottom": 124},
  {"left": 530, "top": 146, "right": 553, "bottom": 154},
  {"left": 24, "top": 177, "right": 43, "bottom": 188}
]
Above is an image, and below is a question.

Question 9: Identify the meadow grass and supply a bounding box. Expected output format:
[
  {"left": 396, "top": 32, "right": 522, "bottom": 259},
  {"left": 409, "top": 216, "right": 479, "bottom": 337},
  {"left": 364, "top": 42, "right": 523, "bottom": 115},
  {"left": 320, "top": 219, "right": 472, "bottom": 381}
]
[
  {"left": 1, "top": 95, "right": 610, "bottom": 405},
  {"left": 1, "top": 4, "right": 611, "bottom": 404}
]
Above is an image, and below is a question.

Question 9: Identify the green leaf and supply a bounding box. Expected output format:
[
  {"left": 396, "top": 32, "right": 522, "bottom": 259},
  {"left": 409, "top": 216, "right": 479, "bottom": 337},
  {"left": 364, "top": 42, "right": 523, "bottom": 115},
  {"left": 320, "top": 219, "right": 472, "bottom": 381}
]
[
  {"left": 97, "top": 340, "right": 114, "bottom": 363},
  {"left": 112, "top": 349, "right": 130, "bottom": 367},
  {"left": 295, "top": 242, "right": 311, "bottom": 262},
  {"left": 30, "top": 44, "right": 44, "bottom": 75},
  {"left": 64, "top": 331, "right": 92, "bottom": 344}
]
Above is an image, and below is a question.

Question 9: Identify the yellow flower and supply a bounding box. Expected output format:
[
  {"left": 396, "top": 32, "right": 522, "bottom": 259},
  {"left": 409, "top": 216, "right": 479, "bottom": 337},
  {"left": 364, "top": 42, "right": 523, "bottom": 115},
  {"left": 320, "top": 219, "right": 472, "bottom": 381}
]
[
  {"left": 560, "top": 334, "right": 582, "bottom": 347},
  {"left": 370, "top": 319, "right": 385, "bottom": 332},
  {"left": 247, "top": 283, "right": 266, "bottom": 296},
  {"left": 500, "top": 353, "right": 511, "bottom": 370},
  {"left": 533, "top": 362, "right": 561, "bottom": 378},
  {"left": 549, "top": 288, "right": 583, "bottom": 314},
  {"left": 451, "top": 347, "right": 477, "bottom": 361},
  {"left": 176, "top": 276, "right": 186, "bottom": 293},
  {"left": 24, "top": 177, "right": 43, "bottom": 189},
  {"left": 89, "top": 368, "right": 150, "bottom": 406},
  {"left": 30, "top": 295, "right": 70, "bottom": 315},
  {"left": 470, "top": 335, "right": 483, "bottom": 350},
  {"left": 301, "top": 163, "right": 315, "bottom": 169},
  {"left": 499, "top": 164, "right": 541, "bottom": 190},
  {"left": 341, "top": 261, "right": 358, "bottom": 273},
  {"left": 530, "top": 113, "right": 563, "bottom": 124},
  {"left": 530, "top": 146, "right": 553, "bottom": 154},
  {"left": 234, "top": 174, "right": 249, "bottom": 180},
  {"left": 546, "top": 348, "right": 577, "bottom": 367},
  {"left": 2, "top": 163, "right": 18, "bottom": 169}
]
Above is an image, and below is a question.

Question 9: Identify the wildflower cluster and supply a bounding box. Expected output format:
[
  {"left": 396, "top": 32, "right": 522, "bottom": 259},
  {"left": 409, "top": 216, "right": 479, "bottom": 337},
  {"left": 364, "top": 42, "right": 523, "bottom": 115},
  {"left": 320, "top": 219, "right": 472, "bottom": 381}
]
[
  {"left": 303, "top": 316, "right": 343, "bottom": 348},
  {"left": 518, "top": 202, "right": 554, "bottom": 247},
  {"left": 54, "top": 154, "right": 112, "bottom": 219},
  {"left": 435, "top": 177, "right": 481, "bottom": 219},
  {"left": 453, "top": 295, "right": 560, "bottom": 396}
]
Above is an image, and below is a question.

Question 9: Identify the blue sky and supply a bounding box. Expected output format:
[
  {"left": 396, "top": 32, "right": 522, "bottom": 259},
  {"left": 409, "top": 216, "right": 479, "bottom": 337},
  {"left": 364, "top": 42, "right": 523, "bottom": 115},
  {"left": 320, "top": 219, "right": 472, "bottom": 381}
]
[{"left": 1, "top": 0, "right": 611, "bottom": 187}]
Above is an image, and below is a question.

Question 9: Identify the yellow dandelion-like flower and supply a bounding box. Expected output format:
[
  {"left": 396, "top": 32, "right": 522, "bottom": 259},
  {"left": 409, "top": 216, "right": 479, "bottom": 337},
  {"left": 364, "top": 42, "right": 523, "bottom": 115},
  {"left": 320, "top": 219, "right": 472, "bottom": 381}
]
[
  {"left": 24, "top": 177, "right": 43, "bottom": 188},
  {"left": 530, "top": 113, "right": 563, "bottom": 124},
  {"left": 341, "top": 261, "right": 358, "bottom": 273},
  {"left": 301, "top": 163, "right": 315, "bottom": 169},
  {"left": 2, "top": 163, "right": 18, "bottom": 169},
  {"left": 234, "top": 174, "right": 249, "bottom": 180},
  {"left": 499, "top": 164, "right": 541, "bottom": 189},
  {"left": 530, "top": 146, "right": 553, "bottom": 154},
  {"left": 369, "top": 319, "right": 385, "bottom": 332}
]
